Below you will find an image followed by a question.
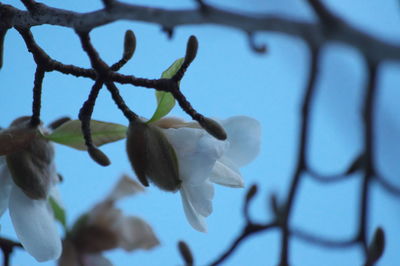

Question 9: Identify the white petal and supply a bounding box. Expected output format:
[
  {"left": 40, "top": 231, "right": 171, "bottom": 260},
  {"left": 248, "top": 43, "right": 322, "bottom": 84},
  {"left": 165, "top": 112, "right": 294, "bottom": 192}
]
[
  {"left": 9, "top": 185, "right": 61, "bottom": 262},
  {"left": 162, "top": 127, "right": 204, "bottom": 155},
  {"left": 222, "top": 116, "right": 261, "bottom": 167},
  {"left": 0, "top": 158, "right": 12, "bottom": 217},
  {"left": 183, "top": 181, "right": 214, "bottom": 217},
  {"left": 116, "top": 216, "right": 159, "bottom": 251},
  {"left": 210, "top": 158, "right": 244, "bottom": 188},
  {"left": 105, "top": 175, "right": 144, "bottom": 202},
  {"left": 180, "top": 188, "right": 207, "bottom": 232},
  {"left": 164, "top": 127, "right": 227, "bottom": 185},
  {"left": 82, "top": 253, "right": 113, "bottom": 266}
]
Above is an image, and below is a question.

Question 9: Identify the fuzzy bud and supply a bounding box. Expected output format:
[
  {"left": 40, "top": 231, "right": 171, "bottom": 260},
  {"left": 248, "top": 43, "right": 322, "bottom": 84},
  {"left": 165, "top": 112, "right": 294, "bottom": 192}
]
[
  {"left": 126, "top": 119, "right": 181, "bottom": 191},
  {"left": 88, "top": 146, "right": 111, "bottom": 166},
  {"left": 199, "top": 117, "right": 227, "bottom": 140},
  {"left": 184, "top": 35, "right": 198, "bottom": 65},
  {"left": 6, "top": 117, "right": 54, "bottom": 199},
  {"left": 123, "top": 30, "right": 136, "bottom": 61}
]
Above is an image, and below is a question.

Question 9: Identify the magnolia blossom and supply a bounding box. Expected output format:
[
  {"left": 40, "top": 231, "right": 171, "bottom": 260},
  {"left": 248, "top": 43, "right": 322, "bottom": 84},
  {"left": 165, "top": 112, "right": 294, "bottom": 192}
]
[
  {"left": 160, "top": 116, "right": 261, "bottom": 232},
  {"left": 0, "top": 149, "right": 62, "bottom": 262},
  {"left": 59, "top": 175, "right": 159, "bottom": 266}
]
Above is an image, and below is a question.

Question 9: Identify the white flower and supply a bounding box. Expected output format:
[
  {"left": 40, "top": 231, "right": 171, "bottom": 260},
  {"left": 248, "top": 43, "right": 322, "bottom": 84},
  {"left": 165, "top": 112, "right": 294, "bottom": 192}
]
[
  {"left": 0, "top": 155, "right": 62, "bottom": 262},
  {"left": 161, "top": 116, "right": 261, "bottom": 232},
  {"left": 0, "top": 118, "right": 62, "bottom": 262}
]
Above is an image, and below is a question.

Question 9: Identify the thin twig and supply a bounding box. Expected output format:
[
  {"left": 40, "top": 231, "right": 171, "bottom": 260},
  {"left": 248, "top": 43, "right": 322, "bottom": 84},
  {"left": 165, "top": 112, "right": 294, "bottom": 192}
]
[
  {"left": 307, "top": 167, "right": 356, "bottom": 183},
  {"left": 278, "top": 46, "right": 320, "bottom": 266},
  {"left": 78, "top": 80, "right": 103, "bottom": 148},
  {"left": 209, "top": 222, "right": 278, "bottom": 266},
  {"left": 30, "top": 66, "right": 45, "bottom": 126},
  {"left": 292, "top": 228, "right": 357, "bottom": 248},
  {"left": 374, "top": 173, "right": 400, "bottom": 196},
  {"left": 357, "top": 61, "right": 378, "bottom": 254}
]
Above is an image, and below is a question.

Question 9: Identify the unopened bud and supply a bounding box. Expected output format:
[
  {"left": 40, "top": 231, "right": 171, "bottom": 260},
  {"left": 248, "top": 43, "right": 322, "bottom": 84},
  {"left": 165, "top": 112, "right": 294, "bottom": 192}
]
[
  {"left": 178, "top": 240, "right": 194, "bottom": 266},
  {"left": 184, "top": 35, "right": 198, "bottom": 65},
  {"left": 245, "top": 184, "right": 258, "bottom": 203},
  {"left": 6, "top": 117, "right": 53, "bottom": 199},
  {"left": 366, "top": 227, "right": 385, "bottom": 265},
  {"left": 88, "top": 146, "right": 111, "bottom": 166},
  {"left": 126, "top": 119, "right": 181, "bottom": 191},
  {"left": 199, "top": 117, "right": 227, "bottom": 140},
  {"left": 123, "top": 30, "right": 136, "bottom": 61}
]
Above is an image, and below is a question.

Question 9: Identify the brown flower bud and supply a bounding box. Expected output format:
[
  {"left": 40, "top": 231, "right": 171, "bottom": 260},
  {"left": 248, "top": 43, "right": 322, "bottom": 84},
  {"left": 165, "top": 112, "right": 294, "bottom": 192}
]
[
  {"left": 6, "top": 117, "right": 54, "bottom": 199},
  {"left": 88, "top": 146, "right": 111, "bottom": 166},
  {"left": 123, "top": 30, "right": 136, "bottom": 61},
  {"left": 126, "top": 119, "right": 181, "bottom": 191},
  {"left": 184, "top": 35, "right": 198, "bottom": 65},
  {"left": 199, "top": 117, "right": 227, "bottom": 140}
]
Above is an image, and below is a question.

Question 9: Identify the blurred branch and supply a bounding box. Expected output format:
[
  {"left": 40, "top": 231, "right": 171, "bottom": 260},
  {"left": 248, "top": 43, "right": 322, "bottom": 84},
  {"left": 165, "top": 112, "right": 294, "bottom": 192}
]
[
  {"left": 291, "top": 228, "right": 356, "bottom": 248},
  {"left": 0, "top": 237, "right": 22, "bottom": 266},
  {"left": 357, "top": 60, "right": 378, "bottom": 254},
  {"left": 306, "top": 168, "right": 355, "bottom": 183},
  {"left": 374, "top": 173, "right": 400, "bottom": 196},
  {"left": 209, "top": 186, "right": 278, "bottom": 265},
  {"left": 209, "top": 222, "right": 278, "bottom": 266},
  {"left": 278, "top": 45, "right": 320, "bottom": 266},
  {"left": 1, "top": 1, "right": 400, "bottom": 61}
]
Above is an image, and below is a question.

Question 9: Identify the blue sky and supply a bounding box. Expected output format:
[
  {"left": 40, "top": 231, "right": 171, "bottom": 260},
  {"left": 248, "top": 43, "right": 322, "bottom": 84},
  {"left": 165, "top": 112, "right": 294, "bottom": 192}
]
[{"left": 1, "top": 0, "right": 400, "bottom": 265}]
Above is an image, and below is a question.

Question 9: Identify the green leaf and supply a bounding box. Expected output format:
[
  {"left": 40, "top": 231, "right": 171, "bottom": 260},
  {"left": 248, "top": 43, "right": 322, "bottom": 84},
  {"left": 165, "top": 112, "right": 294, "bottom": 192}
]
[
  {"left": 147, "top": 58, "right": 184, "bottom": 123},
  {"left": 49, "top": 196, "right": 67, "bottom": 231},
  {"left": 44, "top": 120, "right": 128, "bottom": 150},
  {"left": 161, "top": 57, "right": 184, "bottom": 79}
]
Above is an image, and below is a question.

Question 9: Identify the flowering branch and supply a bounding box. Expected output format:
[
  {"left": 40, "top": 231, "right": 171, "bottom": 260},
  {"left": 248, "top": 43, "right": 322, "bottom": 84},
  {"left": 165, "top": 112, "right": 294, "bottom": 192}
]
[{"left": 0, "top": 0, "right": 397, "bottom": 265}]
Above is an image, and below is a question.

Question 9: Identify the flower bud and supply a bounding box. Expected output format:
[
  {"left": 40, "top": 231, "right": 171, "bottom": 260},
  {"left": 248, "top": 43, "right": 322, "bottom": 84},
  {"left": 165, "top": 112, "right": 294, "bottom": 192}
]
[
  {"left": 123, "top": 30, "right": 136, "bottom": 61},
  {"left": 6, "top": 117, "right": 54, "bottom": 199},
  {"left": 126, "top": 119, "right": 181, "bottom": 191},
  {"left": 184, "top": 35, "right": 198, "bottom": 65},
  {"left": 199, "top": 117, "right": 227, "bottom": 140},
  {"left": 366, "top": 227, "right": 385, "bottom": 265},
  {"left": 88, "top": 146, "right": 111, "bottom": 166},
  {"left": 178, "top": 240, "right": 194, "bottom": 266}
]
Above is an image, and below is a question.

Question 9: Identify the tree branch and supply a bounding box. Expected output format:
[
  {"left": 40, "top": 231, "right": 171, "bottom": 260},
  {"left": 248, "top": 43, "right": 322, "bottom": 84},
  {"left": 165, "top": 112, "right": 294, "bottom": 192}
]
[
  {"left": 278, "top": 45, "right": 320, "bottom": 266},
  {"left": 1, "top": 1, "right": 399, "bottom": 61}
]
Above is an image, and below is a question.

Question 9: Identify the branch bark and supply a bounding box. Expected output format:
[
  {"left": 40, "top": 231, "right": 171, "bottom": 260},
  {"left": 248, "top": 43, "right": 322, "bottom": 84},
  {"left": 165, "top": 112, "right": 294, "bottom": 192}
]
[{"left": 0, "top": 1, "right": 399, "bottom": 62}]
